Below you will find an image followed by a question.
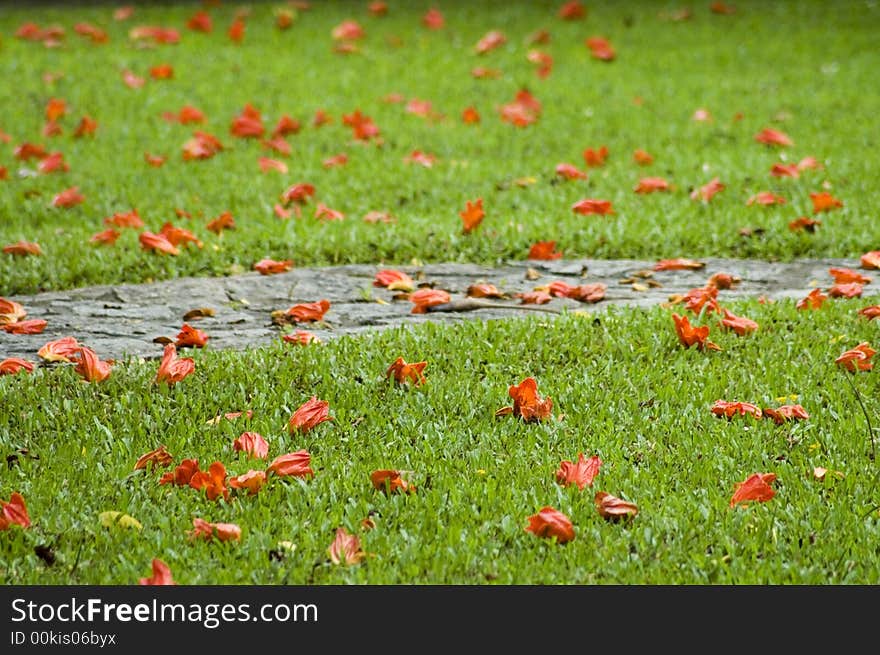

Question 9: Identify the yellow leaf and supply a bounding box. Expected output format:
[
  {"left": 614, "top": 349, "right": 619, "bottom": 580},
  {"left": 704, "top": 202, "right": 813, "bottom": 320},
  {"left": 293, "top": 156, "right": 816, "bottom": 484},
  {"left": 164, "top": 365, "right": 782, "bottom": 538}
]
[
  {"left": 99, "top": 511, "right": 143, "bottom": 531},
  {"left": 375, "top": 297, "right": 389, "bottom": 305}
]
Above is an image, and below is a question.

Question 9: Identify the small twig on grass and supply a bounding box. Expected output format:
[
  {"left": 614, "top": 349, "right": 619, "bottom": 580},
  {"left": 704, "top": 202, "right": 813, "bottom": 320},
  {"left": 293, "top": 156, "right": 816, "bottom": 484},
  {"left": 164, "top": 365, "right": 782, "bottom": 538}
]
[
  {"left": 841, "top": 370, "right": 876, "bottom": 462},
  {"left": 426, "top": 299, "right": 562, "bottom": 314}
]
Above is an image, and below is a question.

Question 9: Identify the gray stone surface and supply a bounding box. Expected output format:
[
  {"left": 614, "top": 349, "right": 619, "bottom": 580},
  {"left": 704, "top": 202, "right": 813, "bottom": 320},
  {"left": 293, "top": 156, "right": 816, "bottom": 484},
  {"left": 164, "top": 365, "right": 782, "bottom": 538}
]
[{"left": 0, "top": 257, "right": 870, "bottom": 362}]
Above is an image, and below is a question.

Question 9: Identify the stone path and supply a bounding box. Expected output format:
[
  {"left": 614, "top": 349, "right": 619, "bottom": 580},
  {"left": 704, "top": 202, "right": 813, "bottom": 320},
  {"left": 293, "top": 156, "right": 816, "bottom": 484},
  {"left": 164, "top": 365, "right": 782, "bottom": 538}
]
[{"left": 0, "top": 257, "right": 866, "bottom": 362}]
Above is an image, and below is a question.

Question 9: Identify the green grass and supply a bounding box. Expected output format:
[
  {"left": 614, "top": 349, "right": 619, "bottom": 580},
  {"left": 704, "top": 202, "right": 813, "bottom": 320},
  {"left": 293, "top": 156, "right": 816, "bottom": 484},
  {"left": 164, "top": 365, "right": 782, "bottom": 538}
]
[
  {"left": 1, "top": 0, "right": 879, "bottom": 294},
  {"left": 3, "top": 298, "right": 880, "bottom": 584}
]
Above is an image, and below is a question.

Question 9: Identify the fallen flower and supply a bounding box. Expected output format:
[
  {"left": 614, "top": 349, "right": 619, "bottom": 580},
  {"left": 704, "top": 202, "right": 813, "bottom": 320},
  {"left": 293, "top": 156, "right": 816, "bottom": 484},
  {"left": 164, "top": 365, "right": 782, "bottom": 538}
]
[
  {"left": 763, "top": 404, "right": 809, "bottom": 425},
  {"left": 134, "top": 445, "right": 173, "bottom": 470},
  {"left": 188, "top": 518, "right": 241, "bottom": 542},
  {"left": 0, "top": 492, "right": 31, "bottom": 530},
  {"left": 175, "top": 323, "right": 209, "bottom": 348},
  {"left": 555, "top": 453, "right": 602, "bottom": 490},
  {"left": 672, "top": 313, "right": 721, "bottom": 351},
  {"left": 460, "top": 198, "right": 485, "bottom": 234},
  {"left": 38, "top": 336, "right": 80, "bottom": 362},
  {"left": 835, "top": 342, "right": 876, "bottom": 372},
  {"left": 139, "top": 559, "right": 175, "bottom": 585},
  {"left": 796, "top": 288, "right": 827, "bottom": 310},
  {"left": 188, "top": 461, "right": 229, "bottom": 501},
  {"left": 370, "top": 469, "right": 415, "bottom": 494},
  {"left": 154, "top": 343, "right": 195, "bottom": 384},
  {"left": 2, "top": 319, "right": 47, "bottom": 335},
  {"left": 386, "top": 357, "right": 427, "bottom": 385},
  {"left": 730, "top": 472, "right": 777, "bottom": 508},
  {"left": 328, "top": 527, "right": 365, "bottom": 565},
  {"left": 595, "top": 491, "right": 639, "bottom": 520},
  {"left": 654, "top": 258, "right": 704, "bottom": 271},
  {"left": 754, "top": 128, "right": 793, "bottom": 147},
  {"left": 72, "top": 346, "right": 112, "bottom": 383},
  {"left": 267, "top": 450, "right": 315, "bottom": 478},
  {"left": 373, "top": 269, "right": 414, "bottom": 291},
  {"left": 409, "top": 288, "right": 451, "bottom": 314},
  {"left": 498, "top": 377, "right": 553, "bottom": 422},
  {"left": 524, "top": 506, "right": 574, "bottom": 543},
  {"left": 288, "top": 397, "right": 332, "bottom": 434},
  {"left": 228, "top": 470, "right": 267, "bottom": 495},
  {"left": 233, "top": 432, "right": 269, "bottom": 459},
  {"left": 3, "top": 241, "right": 43, "bottom": 256},
  {"left": 0, "top": 358, "right": 34, "bottom": 376},
  {"left": 711, "top": 400, "right": 762, "bottom": 420},
  {"left": 254, "top": 258, "right": 294, "bottom": 275},
  {"left": 719, "top": 308, "right": 758, "bottom": 335},
  {"left": 285, "top": 299, "right": 331, "bottom": 323},
  {"left": 810, "top": 191, "right": 843, "bottom": 214}
]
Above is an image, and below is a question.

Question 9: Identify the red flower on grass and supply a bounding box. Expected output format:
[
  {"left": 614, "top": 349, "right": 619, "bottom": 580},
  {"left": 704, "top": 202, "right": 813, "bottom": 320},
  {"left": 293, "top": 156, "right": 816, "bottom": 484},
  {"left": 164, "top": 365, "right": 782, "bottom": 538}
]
[
  {"left": 528, "top": 241, "right": 563, "bottom": 260},
  {"left": 189, "top": 461, "right": 229, "bottom": 501},
  {"left": 810, "top": 192, "right": 843, "bottom": 214},
  {"left": 233, "top": 432, "right": 269, "bottom": 459},
  {"left": 711, "top": 400, "right": 762, "bottom": 420},
  {"left": 719, "top": 308, "right": 758, "bottom": 335},
  {"left": 409, "top": 288, "right": 451, "bottom": 314},
  {"left": 288, "top": 398, "right": 332, "bottom": 433},
  {"left": 328, "top": 527, "right": 365, "bottom": 565},
  {"left": 175, "top": 323, "right": 209, "bottom": 348},
  {"left": 524, "top": 506, "right": 574, "bottom": 543},
  {"left": 139, "top": 559, "right": 176, "bottom": 585},
  {"left": 374, "top": 269, "right": 414, "bottom": 291},
  {"left": 188, "top": 518, "right": 241, "bottom": 542},
  {"left": 370, "top": 469, "right": 415, "bottom": 494},
  {"left": 254, "top": 258, "right": 294, "bottom": 275},
  {"left": 571, "top": 199, "right": 614, "bottom": 215},
  {"left": 73, "top": 346, "right": 112, "bottom": 382},
  {"left": 267, "top": 450, "right": 314, "bottom": 478},
  {"left": 134, "top": 445, "right": 173, "bottom": 471},
  {"left": 763, "top": 404, "right": 809, "bottom": 425},
  {"left": 0, "top": 493, "right": 30, "bottom": 530},
  {"left": 38, "top": 336, "right": 80, "bottom": 363},
  {"left": 754, "top": 128, "right": 793, "bottom": 146},
  {"left": 835, "top": 342, "right": 876, "bottom": 372},
  {"left": 285, "top": 300, "right": 330, "bottom": 323},
  {"left": 386, "top": 357, "right": 427, "bottom": 385},
  {"left": 154, "top": 344, "right": 194, "bottom": 384},
  {"left": 796, "top": 288, "right": 827, "bottom": 310},
  {"left": 228, "top": 470, "right": 267, "bottom": 495},
  {"left": 730, "top": 473, "right": 777, "bottom": 508},
  {"left": 460, "top": 198, "right": 485, "bottom": 234},
  {"left": 0, "top": 358, "right": 34, "bottom": 376},
  {"left": 556, "top": 453, "right": 601, "bottom": 490},
  {"left": 595, "top": 491, "right": 639, "bottom": 520},
  {"left": 672, "top": 313, "right": 720, "bottom": 351},
  {"left": 496, "top": 377, "right": 553, "bottom": 422}
]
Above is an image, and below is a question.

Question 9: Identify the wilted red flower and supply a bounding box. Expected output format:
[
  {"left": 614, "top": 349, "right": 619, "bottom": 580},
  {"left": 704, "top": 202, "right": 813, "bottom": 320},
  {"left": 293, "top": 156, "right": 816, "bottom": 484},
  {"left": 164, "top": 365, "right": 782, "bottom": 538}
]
[
  {"left": 271, "top": 115, "right": 301, "bottom": 139},
  {"left": 556, "top": 453, "right": 601, "bottom": 490},
  {"left": 232, "top": 432, "right": 269, "bottom": 459},
  {"left": 38, "top": 336, "right": 80, "bottom": 362},
  {"left": 37, "top": 151, "right": 69, "bottom": 174},
  {"left": 707, "top": 272, "right": 739, "bottom": 289},
  {"left": 654, "top": 258, "right": 705, "bottom": 271},
  {"left": 14, "top": 142, "right": 48, "bottom": 161},
  {"left": 2, "top": 241, "right": 42, "bottom": 257},
  {"left": 104, "top": 209, "right": 144, "bottom": 229},
  {"left": 134, "top": 445, "right": 173, "bottom": 471},
  {"left": 2, "top": 319, "right": 47, "bottom": 334},
  {"left": 374, "top": 269, "right": 414, "bottom": 291},
  {"left": 144, "top": 153, "right": 166, "bottom": 167},
  {"left": 231, "top": 103, "right": 264, "bottom": 138},
  {"left": 228, "top": 17, "right": 245, "bottom": 43},
  {"left": 154, "top": 343, "right": 195, "bottom": 384},
  {"left": 829, "top": 267, "right": 871, "bottom": 285},
  {"left": 422, "top": 7, "right": 444, "bottom": 29},
  {"left": 342, "top": 109, "right": 380, "bottom": 141},
  {"left": 75, "top": 22, "right": 108, "bottom": 43},
  {"left": 460, "top": 198, "right": 485, "bottom": 234},
  {"left": 45, "top": 97, "right": 66, "bottom": 122},
  {"left": 370, "top": 469, "right": 415, "bottom": 494},
  {"left": 730, "top": 473, "right": 777, "bottom": 508},
  {"left": 150, "top": 64, "right": 173, "bottom": 79},
  {"left": 186, "top": 10, "right": 212, "bottom": 32},
  {"left": 122, "top": 69, "right": 145, "bottom": 89},
  {"left": 754, "top": 128, "right": 792, "bottom": 146},
  {"left": 206, "top": 211, "right": 235, "bottom": 234},
  {"left": 858, "top": 305, "right": 880, "bottom": 321},
  {"left": 288, "top": 397, "right": 332, "bottom": 434},
  {"left": 52, "top": 187, "right": 85, "bottom": 208},
  {"left": 528, "top": 241, "right": 563, "bottom": 260},
  {"left": 788, "top": 216, "right": 821, "bottom": 232},
  {"left": 719, "top": 308, "right": 758, "bottom": 335},
  {"left": 159, "top": 458, "right": 200, "bottom": 486},
  {"left": 314, "top": 203, "right": 345, "bottom": 221},
  {"left": 404, "top": 150, "right": 437, "bottom": 167},
  {"left": 386, "top": 357, "right": 427, "bottom": 385},
  {"left": 322, "top": 153, "right": 349, "bottom": 169},
  {"left": 568, "top": 283, "right": 607, "bottom": 303},
  {"left": 73, "top": 346, "right": 112, "bottom": 383},
  {"left": 0, "top": 298, "right": 26, "bottom": 325},
  {"left": 281, "top": 183, "right": 316, "bottom": 206},
  {"left": 475, "top": 30, "right": 506, "bottom": 54},
  {"left": 159, "top": 222, "right": 202, "bottom": 249},
  {"left": 0, "top": 358, "right": 34, "bottom": 376},
  {"left": 836, "top": 342, "right": 876, "bottom": 372},
  {"left": 182, "top": 131, "right": 223, "bottom": 160},
  {"left": 555, "top": 163, "right": 587, "bottom": 180},
  {"left": 328, "top": 527, "right": 365, "bottom": 565},
  {"left": 409, "top": 288, "right": 450, "bottom": 314},
  {"left": 499, "top": 89, "right": 541, "bottom": 127},
  {"left": 711, "top": 400, "right": 762, "bottom": 420},
  {"left": 527, "top": 49, "right": 553, "bottom": 78},
  {"left": 691, "top": 177, "right": 725, "bottom": 202},
  {"left": 139, "top": 558, "right": 175, "bottom": 585},
  {"left": 332, "top": 20, "right": 364, "bottom": 41},
  {"left": 747, "top": 191, "right": 786, "bottom": 206},
  {"left": 188, "top": 518, "right": 241, "bottom": 542},
  {"left": 861, "top": 251, "right": 880, "bottom": 270},
  {"left": 810, "top": 192, "right": 843, "bottom": 214},
  {"left": 634, "top": 177, "right": 669, "bottom": 193},
  {"left": 829, "top": 282, "right": 863, "bottom": 299},
  {"left": 189, "top": 461, "right": 229, "bottom": 501},
  {"left": 770, "top": 162, "right": 799, "bottom": 178},
  {"left": 524, "top": 506, "right": 574, "bottom": 543},
  {"left": 595, "top": 491, "right": 639, "bottom": 520},
  {"left": 467, "top": 283, "right": 504, "bottom": 298},
  {"left": 571, "top": 198, "right": 614, "bottom": 215},
  {"left": 267, "top": 450, "right": 315, "bottom": 477},
  {"left": 254, "top": 258, "right": 294, "bottom": 275},
  {"left": 558, "top": 1, "right": 585, "bottom": 19},
  {"left": 796, "top": 288, "right": 827, "bottom": 310},
  {"left": 0, "top": 492, "right": 31, "bottom": 530},
  {"left": 228, "top": 470, "right": 267, "bottom": 495},
  {"left": 516, "top": 291, "right": 552, "bottom": 305},
  {"left": 73, "top": 115, "right": 98, "bottom": 138},
  {"left": 461, "top": 106, "right": 481, "bottom": 124},
  {"left": 258, "top": 157, "right": 287, "bottom": 174},
  {"left": 129, "top": 25, "right": 179, "bottom": 44},
  {"left": 163, "top": 105, "right": 206, "bottom": 124},
  {"left": 175, "top": 323, "right": 209, "bottom": 348},
  {"left": 763, "top": 404, "right": 809, "bottom": 425},
  {"left": 672, "top": 313, "right": 721, "bottom": 351},
  {"left": 282, "top": 330, "right": 320, "bottom": 345},
  {"left": 139, "top": 231, "right": 179, "bottom": 255},
  {"left": 585, "top": 36, "right": 615, "bottom": 61},
  {"left": 139, "top": 559, "right": 175, "bottom": 586},
  {"left": 312, "top": 108, "right": 333, "bottom": 127},
  {"left": 89, "top": 228, "right": 121, "bottom": 245},
  {"left": 499, "top": 377, "right": 554, "bottom": 422},
  {"left": 286, "top": 299, "right": 331, "bottom": 323}
]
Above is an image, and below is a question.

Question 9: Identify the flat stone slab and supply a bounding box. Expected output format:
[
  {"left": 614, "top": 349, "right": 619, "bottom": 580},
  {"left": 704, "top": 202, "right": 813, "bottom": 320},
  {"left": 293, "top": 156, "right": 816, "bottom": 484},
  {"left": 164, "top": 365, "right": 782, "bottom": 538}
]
[{"left": 0, "top": 257, "right": 871, "bottom": 362}]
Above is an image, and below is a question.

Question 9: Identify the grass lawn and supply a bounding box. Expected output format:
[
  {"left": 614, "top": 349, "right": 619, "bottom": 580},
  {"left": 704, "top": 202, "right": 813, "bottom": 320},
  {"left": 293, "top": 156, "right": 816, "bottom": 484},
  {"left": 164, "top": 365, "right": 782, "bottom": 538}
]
[
  {"left": 2, "top": 0, "right": 880, "bottom": 586},
  {"left": 0, "top": 0, "right": 878, "bottom": 295}
]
